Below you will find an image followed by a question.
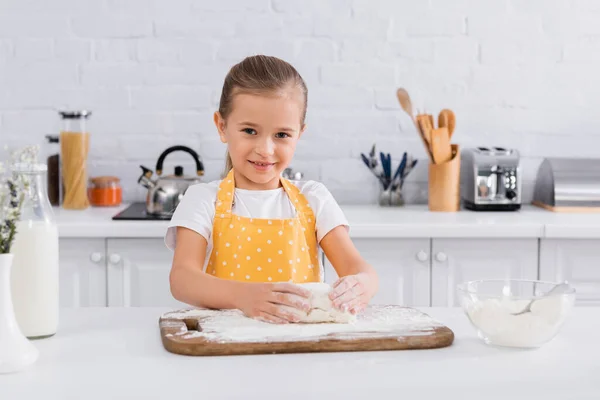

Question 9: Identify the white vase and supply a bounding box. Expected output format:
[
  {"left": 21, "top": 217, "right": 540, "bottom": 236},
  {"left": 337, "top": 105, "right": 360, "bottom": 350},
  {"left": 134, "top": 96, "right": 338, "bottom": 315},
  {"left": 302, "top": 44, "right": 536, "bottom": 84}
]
[{"left": 0, "top": 254, "right": 39, "bottom": 374}]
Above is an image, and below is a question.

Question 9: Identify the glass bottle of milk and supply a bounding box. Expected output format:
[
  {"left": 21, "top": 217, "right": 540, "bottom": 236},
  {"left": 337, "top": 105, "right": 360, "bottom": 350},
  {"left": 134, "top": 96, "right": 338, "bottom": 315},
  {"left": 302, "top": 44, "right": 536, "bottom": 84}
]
[{"left": 10, "top": 162, "right": 59, "bottom": 339}]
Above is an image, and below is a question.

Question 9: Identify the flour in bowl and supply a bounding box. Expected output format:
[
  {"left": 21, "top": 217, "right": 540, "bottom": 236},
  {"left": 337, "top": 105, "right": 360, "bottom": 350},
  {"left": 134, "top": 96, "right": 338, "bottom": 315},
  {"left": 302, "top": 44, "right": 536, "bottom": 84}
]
[{"left": 464, "top": 295, "right": 574, "bottom": 347}]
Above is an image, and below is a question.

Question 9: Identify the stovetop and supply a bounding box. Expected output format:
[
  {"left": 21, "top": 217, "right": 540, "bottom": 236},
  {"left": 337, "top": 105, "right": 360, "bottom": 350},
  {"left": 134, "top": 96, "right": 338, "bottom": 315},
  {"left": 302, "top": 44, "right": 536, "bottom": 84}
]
[{"left": 112, "top": 202, "right": 172, "bottom": 221}]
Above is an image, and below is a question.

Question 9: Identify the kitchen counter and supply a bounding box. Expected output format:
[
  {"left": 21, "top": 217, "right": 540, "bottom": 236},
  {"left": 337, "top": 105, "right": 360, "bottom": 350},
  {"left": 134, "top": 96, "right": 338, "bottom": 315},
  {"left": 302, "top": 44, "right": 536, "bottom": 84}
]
[
  {"left": 0, "top": 307, "right": 597, "bottom": 399},
  {"left": 54, "top": 203, "right": 600, "bottom": 239}
]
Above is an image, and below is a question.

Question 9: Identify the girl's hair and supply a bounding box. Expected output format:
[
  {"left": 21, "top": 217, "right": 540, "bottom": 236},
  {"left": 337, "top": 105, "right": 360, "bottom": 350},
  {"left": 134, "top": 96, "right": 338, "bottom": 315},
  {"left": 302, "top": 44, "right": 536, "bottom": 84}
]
[{"left": 218, "top": 55, "right": 308, "bottom": 175}]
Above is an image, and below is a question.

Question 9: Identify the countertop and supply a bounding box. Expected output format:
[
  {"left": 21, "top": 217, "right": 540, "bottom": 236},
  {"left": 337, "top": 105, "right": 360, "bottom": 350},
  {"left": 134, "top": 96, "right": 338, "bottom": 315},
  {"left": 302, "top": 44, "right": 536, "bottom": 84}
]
[
  {"left": 54, "top": 203, "right": 600, "bottom": 239},
  {"left": 0, "top": 307, "right": 597, "bottom": 399}
]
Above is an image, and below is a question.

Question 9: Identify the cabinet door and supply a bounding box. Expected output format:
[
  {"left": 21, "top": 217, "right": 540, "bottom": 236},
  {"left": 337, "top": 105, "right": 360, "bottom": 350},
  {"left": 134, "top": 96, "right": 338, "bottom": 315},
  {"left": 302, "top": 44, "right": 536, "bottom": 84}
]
[
  {"left": 59, "top": 239, "right": 107, "bottom": 307},
  {"left": 540, "top": 239, "right": 600, "bottom": 306},
  {"left": 323, "top": 239, "right": 431, "bottom": 307},
  {"left": 431, "top": 239, "right": 538, "bottom": 307},
  {"left": 106, "top": 239, "right": 188, "bottom": 308}
]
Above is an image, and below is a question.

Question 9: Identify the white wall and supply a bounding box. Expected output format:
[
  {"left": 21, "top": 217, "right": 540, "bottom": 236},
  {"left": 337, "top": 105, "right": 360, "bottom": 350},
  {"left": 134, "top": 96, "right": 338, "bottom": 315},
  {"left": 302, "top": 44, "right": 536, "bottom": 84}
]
[{"left": 1, "top": 0, "right": 599, "bottom": 204}]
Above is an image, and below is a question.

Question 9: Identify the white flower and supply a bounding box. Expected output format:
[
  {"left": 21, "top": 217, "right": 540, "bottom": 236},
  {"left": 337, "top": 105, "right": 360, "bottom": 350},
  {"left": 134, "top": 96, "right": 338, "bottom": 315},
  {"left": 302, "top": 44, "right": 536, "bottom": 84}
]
[{"left": 0, "top": 144, "right": 37, "bottom": 254}]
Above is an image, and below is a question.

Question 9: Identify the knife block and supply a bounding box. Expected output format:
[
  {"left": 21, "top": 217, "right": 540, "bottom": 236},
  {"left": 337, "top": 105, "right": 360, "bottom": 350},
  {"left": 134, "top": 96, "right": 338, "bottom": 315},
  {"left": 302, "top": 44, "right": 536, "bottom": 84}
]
[{"left": 428, "top": 144, "right": 460, "bottom": 212}]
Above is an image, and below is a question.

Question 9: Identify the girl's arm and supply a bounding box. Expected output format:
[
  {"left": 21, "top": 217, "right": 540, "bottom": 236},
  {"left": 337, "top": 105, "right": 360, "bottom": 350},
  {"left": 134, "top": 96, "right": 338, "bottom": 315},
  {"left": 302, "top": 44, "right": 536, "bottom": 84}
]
[
  {"left": 319, "top": 225, "right": 379, "bottom": 313},
  {"left": 169, "top": 227, "right": 311, "bottom": 323},
  {"left": 169, "top": 226, "right": 242, "bottom": 309}
]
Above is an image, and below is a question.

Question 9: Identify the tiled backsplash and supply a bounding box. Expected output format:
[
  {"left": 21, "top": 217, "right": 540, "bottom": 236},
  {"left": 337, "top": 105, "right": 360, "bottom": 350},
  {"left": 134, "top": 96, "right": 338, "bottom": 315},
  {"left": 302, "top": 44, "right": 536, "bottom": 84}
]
[{"left": 2, "top": 0, "right": 600, "bottom": 205}]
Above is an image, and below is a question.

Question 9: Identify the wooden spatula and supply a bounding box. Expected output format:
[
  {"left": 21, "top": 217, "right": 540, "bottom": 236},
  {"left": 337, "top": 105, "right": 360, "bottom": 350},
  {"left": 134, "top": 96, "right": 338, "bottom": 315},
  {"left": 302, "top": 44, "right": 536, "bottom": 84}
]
[
  {"left": 430, "top": 127, "right": 452, "bottom": 164},
  {"left": 438, "top": 109, "right": 456, "bottom": 139},
  {"left": 416, "top": 114, "right": 434, "bottom": 162}
]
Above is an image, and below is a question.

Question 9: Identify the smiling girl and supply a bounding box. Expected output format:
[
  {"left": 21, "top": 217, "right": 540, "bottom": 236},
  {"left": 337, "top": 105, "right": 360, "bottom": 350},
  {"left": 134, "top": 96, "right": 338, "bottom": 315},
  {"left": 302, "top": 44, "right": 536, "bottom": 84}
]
[{"left": 165, "top": 55, "right": 378, "bottom": 324}]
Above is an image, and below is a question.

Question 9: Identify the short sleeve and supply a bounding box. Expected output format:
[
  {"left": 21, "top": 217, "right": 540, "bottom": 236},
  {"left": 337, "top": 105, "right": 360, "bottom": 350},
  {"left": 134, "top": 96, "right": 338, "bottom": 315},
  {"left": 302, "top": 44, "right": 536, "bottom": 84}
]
[
  {"left": 300, "top": 181, "right": 349, "bottom": 243},
  {"left": 164, "top": 183, "right": 217, "bottom": 251}
]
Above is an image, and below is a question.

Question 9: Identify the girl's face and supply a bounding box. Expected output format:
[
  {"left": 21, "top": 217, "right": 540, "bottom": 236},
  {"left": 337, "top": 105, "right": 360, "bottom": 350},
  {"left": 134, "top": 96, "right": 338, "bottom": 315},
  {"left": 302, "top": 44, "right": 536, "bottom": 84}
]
[{"left": 214, "top": 89, "right": 306, "bottom": 190}]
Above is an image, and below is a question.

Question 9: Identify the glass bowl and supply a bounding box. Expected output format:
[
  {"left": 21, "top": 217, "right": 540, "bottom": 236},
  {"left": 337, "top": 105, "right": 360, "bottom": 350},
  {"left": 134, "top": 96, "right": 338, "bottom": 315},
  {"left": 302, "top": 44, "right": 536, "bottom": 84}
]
[{"left": 456, "top": 279, "right": 576, "bottom": 348}]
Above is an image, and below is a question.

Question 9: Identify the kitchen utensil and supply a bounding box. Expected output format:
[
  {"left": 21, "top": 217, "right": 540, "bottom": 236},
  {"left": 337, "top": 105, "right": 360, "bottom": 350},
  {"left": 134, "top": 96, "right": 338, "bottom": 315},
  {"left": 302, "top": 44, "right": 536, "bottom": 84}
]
[
  {"left": 369, "top": 143, "right": 377, "bottom": 166},
  {"left": 396, "top": 90, "right": 434, "bottom": 162},
  {"left": 396, "top": 88, "right": 415, "bottom": 121},
  {"left": 159, "top": 305, "right": 454, "bottom": 356},
  {"left": 379, "top": 152, "right": 392, "bottom": 188},
  {"left": 415, "top": 116, "right": 434, "bottom": 162},
  {"left": 138, "top": 145, "right": 205, "bottom": 216},
  {"left": 460, "top": 147, "right": 521, "bottom": 211},
  {"left": 457, "top": 279, "right": 575, "bottom": 348},
  {"left": 400, "top": 158, "right": 418, "bottom": 189},
  {"left": 427, "top": 114, "right": 435, "bottom": 131},
  {"left": 438, "top": 109, "right": 456, "bottom": 139},
  {"left": 392, "top": 152, "right": 407, "bottom": 187},
  {"left": 430, "top": 127, "right": 452, "bottom": 164},
  {"left": 361, "top": 153, "right": 387, "bottom": 188},
  {"left": 512, "top": 282, "right": 572, "bottom": 316}
]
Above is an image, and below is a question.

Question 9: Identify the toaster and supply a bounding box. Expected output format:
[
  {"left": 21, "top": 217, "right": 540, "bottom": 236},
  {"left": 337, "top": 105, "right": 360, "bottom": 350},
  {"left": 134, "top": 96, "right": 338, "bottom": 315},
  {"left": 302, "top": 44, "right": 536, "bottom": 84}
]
[{"left": 460, "top": 147, "right": 522, "bottom": 211}]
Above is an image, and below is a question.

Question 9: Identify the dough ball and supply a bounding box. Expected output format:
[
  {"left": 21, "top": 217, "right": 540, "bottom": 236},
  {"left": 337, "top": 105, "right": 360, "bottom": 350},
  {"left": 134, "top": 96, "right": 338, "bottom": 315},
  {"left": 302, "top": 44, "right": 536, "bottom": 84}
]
[{"left": 294, "top": 282, "right": 355, "bottom": 324}]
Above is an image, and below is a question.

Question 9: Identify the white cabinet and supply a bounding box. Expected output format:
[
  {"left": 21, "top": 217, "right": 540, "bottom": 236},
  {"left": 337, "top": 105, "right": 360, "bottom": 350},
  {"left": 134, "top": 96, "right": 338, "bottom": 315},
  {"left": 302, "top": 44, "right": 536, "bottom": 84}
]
[
  {"left": 323, "top": 239, "right": 431, "bottom": 307},
  {"left": 59, "top": 239, "right": 107, "bottom": 307},
  {"left": 431, "top": 239, "right": 538, "bottom": 307},
  {"left": 106, "top": 239, "right": 188, "bottom": 308},
  {"left": 540, "top": 239, "right": 600, "bottom": 306}
]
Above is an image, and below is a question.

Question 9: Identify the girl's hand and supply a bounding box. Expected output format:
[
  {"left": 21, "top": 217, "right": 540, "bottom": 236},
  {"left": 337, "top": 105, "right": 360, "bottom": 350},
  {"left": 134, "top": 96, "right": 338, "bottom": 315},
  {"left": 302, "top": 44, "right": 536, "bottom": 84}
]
[
  {"left": 329, "top": 272, "right": 375, "bottom": 315},
  {"left": 235, "top": 282, "right": 312, "bottom": 324}
]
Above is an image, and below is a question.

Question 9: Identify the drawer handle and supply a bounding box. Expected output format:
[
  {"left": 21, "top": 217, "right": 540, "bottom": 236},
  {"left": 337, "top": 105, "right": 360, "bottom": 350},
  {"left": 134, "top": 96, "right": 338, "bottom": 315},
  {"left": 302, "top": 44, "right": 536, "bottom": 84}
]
[
  {"left": 416, "top": 250, "right": 428, "bottom": 262},
  {"left": 109, "top": 254, "right": 122, "bottom": 264},
  {"left": 435, "top": 252, "right": 447, "bottom": 262},
  {"left": 90, "top": 252, "right": 103, "bottom": 263}
]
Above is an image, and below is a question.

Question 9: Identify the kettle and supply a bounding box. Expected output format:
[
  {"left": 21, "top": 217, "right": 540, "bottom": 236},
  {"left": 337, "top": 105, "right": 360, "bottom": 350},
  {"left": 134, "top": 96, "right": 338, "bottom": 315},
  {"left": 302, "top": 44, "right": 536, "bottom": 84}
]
[{"left": 138, "top": 145, "right": 205, "bottom": 216}]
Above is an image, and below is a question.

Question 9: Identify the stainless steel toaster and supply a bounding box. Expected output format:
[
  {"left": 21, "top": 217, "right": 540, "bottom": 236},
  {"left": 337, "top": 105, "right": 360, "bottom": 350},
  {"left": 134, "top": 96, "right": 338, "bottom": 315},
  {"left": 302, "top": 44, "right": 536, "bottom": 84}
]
[{"left": 460, "top": 147, "right": 522, "bottom": 211}]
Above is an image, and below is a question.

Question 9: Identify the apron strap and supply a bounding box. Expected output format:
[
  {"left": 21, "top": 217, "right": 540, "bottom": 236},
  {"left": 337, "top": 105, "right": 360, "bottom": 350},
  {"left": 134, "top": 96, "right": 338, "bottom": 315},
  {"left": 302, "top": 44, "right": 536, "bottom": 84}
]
[
  {"left": 280, "top": 177, "right": 316, "bottom": 222},
  {"left": 214, "top": 169, "right": 235, "bottom": 217},
  {"left": 214, "top": 168, "right": 316, "bottom": 222}
]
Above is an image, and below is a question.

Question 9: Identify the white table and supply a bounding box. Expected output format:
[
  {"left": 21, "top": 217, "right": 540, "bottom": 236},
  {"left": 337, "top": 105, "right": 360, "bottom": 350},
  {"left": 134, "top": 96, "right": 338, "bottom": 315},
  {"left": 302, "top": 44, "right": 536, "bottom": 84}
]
[{"left": 1, "top": 307, "right": 598, "bottom": 400}]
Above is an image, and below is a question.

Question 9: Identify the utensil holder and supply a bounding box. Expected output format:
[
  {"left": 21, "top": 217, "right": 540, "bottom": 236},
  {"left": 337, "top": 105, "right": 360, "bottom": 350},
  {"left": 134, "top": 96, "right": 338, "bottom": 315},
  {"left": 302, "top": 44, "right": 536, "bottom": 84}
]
[
  {"left": 428, "top": 144, "right": 460, "bottom": 212},
  {"left": 378, "top": 185, "right": 404, "bottom": 207}
]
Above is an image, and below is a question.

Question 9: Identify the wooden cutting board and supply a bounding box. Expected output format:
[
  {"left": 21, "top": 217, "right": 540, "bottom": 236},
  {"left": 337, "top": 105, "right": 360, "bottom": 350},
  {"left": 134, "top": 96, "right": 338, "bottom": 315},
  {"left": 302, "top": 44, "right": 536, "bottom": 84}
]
[{"left": 159, "top": 305, "right": 454, "bottom": 356}]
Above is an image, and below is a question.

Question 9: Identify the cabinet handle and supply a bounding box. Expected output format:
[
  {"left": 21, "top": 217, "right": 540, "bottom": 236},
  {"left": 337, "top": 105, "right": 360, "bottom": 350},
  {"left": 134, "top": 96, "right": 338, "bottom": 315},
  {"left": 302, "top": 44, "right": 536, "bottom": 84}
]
[
  {"left": 109, "top": 254, "right": 121, "bottom": 264},
  {"left": 435, "top": 252, "right": 447, "bottom": 262},
  {"left": 90, "top": 252, "right": 103, "bottom": 263},
  {"left": 416, "top": 250, "right": 429, "bottom": 262}
]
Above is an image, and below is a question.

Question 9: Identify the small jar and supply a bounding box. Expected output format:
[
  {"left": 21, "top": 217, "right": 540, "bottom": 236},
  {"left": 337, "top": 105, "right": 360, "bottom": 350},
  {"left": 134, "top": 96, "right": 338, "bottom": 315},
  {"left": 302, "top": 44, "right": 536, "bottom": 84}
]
[{"left": 88, "top": 176, "right": 122, "bottom": 207}]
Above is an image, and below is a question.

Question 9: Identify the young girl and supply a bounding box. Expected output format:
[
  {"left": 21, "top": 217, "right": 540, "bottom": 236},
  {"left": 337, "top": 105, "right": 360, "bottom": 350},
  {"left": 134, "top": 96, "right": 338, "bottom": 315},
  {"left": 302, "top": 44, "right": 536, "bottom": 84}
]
[{"left": 165, "top": 55, "right": 378, "bottom": 324}]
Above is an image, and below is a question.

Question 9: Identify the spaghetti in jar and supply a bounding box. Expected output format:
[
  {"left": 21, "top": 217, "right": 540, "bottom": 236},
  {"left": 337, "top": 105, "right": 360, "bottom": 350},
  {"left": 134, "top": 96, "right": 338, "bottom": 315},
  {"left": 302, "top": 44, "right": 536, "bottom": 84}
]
[{"left": 59, "top": 110, "right": 91, "bottom": 210}]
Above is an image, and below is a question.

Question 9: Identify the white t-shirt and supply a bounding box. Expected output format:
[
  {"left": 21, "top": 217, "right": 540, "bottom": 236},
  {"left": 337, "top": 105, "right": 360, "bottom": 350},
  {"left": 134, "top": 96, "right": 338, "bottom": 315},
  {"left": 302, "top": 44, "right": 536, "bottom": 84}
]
[{"left": 164, "top": 179, "right": 349, "bottom": 272}]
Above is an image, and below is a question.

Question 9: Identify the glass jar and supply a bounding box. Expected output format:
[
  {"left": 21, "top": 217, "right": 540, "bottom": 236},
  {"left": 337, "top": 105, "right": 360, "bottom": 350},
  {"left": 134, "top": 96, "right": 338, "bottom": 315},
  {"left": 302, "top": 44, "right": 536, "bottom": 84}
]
[
  {"left": 88, "top": 176, "right": 122, "bottom": 207},
  {"left": 10, "top": 162, "right": 59, "bottom": 339},
  {"left": 44, "top": 134, "right": 62, "bottom": 206},
  {"left": 59, "top": 110, "right": 91, "bottom": 210}
]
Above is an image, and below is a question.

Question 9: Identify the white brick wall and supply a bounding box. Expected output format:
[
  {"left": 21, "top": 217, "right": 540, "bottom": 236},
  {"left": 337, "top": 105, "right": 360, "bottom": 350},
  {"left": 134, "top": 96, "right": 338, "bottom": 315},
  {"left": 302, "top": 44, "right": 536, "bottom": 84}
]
[{"left": 1, "top": 0, "right": 599, "bottom": 205}]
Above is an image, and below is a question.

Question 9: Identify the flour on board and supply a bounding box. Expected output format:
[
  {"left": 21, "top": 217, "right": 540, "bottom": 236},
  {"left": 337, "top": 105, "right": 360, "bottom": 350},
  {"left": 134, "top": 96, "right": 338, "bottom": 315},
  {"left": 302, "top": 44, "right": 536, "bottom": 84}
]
[{"left": 161, "top": 306, "right": 442, "bottom": 343}]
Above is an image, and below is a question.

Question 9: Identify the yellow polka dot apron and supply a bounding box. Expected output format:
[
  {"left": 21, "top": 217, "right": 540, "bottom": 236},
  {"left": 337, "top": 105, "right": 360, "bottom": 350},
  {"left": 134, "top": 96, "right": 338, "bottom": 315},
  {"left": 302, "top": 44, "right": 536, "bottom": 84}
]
[{"left": 207, "top": 169, "right": 321, "bottom": 283}]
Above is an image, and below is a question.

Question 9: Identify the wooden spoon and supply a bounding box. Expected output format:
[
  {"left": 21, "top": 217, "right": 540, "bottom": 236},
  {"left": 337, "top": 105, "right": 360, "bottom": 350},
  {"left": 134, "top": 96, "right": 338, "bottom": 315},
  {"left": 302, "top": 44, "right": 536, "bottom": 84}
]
[
  {"left": 396, "top": 88, "right": 415, "bottom": 121},
  {"left": 397, "top": 88, "right": 433, "bottom": 162},
  {"left": 438, "top": 109, "right": 456, "bottom": 139}
]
